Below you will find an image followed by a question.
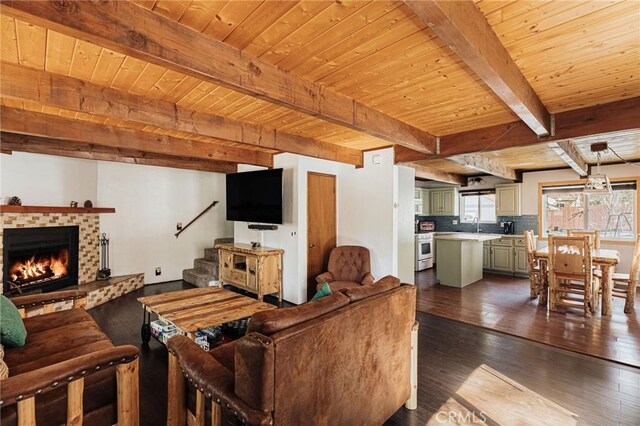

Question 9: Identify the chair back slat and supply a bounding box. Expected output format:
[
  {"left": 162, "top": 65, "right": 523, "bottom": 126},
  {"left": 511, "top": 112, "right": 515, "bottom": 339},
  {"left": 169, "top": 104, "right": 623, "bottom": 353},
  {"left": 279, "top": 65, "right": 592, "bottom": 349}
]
[
  {"left": 630, "top": 234, "right": 640, "bottom": 284},
  {"left": 568, "top": 230, "right": 601, "bottom": 249},
  {"left": 523, "top": 230, "right": 537, "bottom": 272}
]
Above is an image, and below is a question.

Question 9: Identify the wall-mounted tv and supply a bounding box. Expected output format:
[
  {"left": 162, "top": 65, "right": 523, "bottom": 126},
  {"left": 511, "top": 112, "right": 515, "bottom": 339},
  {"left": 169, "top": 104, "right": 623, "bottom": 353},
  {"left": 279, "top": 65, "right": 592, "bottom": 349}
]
[{"left": 226, "top": 169, "right": 283, "bottom": 224}]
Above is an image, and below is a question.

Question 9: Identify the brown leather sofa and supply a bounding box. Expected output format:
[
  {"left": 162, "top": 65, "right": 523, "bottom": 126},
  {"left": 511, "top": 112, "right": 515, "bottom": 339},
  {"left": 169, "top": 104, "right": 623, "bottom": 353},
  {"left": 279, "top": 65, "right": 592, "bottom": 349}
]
[
  {"left": 315, "top": 245, "right": 375, "bottom": 292},
  {"left": 1, "top": 290, "right": 139, "bottom": 426},
  {"left": 167, "top": 276, "right": 417, "bottom": 425}
]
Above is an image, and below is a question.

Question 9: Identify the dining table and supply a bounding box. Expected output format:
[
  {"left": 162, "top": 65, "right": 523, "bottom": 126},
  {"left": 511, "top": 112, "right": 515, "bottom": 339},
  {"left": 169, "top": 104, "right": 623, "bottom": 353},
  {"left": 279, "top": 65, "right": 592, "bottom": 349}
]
[{"left": 534, "top": 246, "right": 621, "bottom": 316}]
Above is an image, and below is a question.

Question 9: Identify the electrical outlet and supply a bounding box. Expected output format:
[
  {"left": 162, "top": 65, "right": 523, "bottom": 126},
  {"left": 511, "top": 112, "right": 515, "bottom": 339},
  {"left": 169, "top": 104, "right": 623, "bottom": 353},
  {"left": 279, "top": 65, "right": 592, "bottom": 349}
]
[
  {"left": 452, "top": 220, "right": 458, "bottom": 225},
  {"left": 176, "top": 222, "right": 183, "bottom": 230},
  {"left": 155, "top": 267, "right": 161, "bottom": 276},
  {"left": 500, "top": 222, "right": 505, "bottom": 227}
]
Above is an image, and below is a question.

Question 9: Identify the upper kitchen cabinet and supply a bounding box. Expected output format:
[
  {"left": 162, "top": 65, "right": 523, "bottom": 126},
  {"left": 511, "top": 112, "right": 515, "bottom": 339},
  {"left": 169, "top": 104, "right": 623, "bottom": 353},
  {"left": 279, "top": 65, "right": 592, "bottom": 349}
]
[
  {"left": 495, "top": 184, "right": 521, "bottom": 216},
  {"left": 414, "top": 188, "right": 430, "bottom": 215},
  {"left": 430, "top": 188, "right": 458, "bottom": 216}
]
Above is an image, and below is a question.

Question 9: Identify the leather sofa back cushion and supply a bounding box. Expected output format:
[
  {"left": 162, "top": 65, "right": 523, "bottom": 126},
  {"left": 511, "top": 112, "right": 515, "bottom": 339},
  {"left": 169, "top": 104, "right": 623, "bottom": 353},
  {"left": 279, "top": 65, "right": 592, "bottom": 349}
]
[
  {"left": 248, "top": 292, "right": 349, "bottom": 335},
  {"left": 341, "top": 275, "right": 401, "bottom": 302}
]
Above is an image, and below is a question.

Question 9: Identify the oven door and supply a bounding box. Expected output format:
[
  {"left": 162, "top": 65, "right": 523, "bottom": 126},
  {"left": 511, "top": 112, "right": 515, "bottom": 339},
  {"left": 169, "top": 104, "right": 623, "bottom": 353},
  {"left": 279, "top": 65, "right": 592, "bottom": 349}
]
[{"left": 417, "top": 240, "right": 432, "bottom": 260}]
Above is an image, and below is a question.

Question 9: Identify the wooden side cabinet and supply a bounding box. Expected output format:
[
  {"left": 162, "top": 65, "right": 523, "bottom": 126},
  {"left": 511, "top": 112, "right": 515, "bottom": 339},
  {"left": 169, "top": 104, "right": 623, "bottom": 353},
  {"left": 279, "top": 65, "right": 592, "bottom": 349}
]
[{"left": 216, "top": 243, "right": 283, "bottom": 302}]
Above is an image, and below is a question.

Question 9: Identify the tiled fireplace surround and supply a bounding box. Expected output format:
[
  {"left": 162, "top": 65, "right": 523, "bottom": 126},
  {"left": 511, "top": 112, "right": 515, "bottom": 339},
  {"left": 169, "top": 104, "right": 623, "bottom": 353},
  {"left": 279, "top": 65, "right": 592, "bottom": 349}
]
[
  {"left": 1, "top": 212, "right": 144, "bottom": 313},
  {"left": 1, "top": 212, "right": 101, "bottom": 288}
]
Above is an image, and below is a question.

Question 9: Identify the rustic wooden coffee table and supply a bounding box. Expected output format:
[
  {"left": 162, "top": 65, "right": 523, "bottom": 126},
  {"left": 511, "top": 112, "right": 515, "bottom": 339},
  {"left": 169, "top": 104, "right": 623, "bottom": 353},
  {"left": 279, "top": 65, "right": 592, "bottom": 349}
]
[{"left": 137, "top": 287, "right": 276, "bottom": 344}]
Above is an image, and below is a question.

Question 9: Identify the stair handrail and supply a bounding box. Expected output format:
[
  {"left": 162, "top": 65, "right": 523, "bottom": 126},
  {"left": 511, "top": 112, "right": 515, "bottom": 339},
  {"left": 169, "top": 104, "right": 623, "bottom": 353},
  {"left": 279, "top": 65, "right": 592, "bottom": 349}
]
[{"left": 175, "top": 201, "right": 219, "bottom": 238}]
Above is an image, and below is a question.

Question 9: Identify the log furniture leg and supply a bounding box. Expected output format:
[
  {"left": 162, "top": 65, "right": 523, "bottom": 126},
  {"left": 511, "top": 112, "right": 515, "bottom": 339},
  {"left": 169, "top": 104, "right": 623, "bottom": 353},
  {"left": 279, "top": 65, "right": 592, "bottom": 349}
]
[
  {"left": 625, "top": 278, "right": 637, "bottom": 314},
  {"left": 405, "top": 321, "right": 419, "bottom": 410},
  {"left": 168, "top": 352, "right": 187, "bottom": 426},
  {"left": 211, "top": 401, "right": 222, "bottom": 426},
  {"left": 141, "top": 308, "right": 151, "bottom": 344},
  {"left": 17, "top": 397, "right": 36, "bottom": 426},
  {"left": 538, "top": 259, "right": 548, "bottom": 306},
  {"left": 601, "top": 265, "right": 614, "bottom": 316},
  {"left": 67, "top": 377, "right": 84, "bottom": 425},
  {"left": 117, "top": 358, "right": 140, "bottom": 426}
]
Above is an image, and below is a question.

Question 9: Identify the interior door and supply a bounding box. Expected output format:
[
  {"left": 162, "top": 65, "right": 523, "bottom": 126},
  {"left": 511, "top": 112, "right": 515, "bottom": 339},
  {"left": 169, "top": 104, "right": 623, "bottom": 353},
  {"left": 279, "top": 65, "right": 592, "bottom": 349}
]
[{"left": 307, "top": 172, "right": 337, "bottom": 301}]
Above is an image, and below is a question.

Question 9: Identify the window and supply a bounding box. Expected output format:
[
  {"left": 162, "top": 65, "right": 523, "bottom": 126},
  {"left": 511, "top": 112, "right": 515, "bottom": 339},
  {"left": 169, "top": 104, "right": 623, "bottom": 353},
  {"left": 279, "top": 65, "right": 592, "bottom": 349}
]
[
  {"left": 460, "top": 190, "right": 497, "bottom": 223},
  {"left": 541, "top": 180, "right": 637, "bottom": 240}
]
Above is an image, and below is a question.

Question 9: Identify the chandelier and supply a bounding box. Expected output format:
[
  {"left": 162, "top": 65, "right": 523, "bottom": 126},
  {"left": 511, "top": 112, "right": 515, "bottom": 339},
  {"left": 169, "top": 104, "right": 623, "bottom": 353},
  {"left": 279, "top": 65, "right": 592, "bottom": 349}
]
[{"left": 583, "top": 142, "right": 611, "bottom": 194}]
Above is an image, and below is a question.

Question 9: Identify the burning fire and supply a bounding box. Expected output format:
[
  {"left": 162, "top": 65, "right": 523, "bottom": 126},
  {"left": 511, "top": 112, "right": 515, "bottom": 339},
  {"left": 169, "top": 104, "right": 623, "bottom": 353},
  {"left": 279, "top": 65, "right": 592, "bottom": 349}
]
[{"left": 9, "top": 249, "right": 69, "bottom": 285}]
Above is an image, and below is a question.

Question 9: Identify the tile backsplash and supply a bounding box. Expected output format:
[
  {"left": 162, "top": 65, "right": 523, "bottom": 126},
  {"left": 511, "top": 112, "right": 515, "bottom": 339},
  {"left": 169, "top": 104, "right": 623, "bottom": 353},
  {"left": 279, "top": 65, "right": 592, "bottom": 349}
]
[{"left": 416, "top": 215, "right": 538, "bottom": 235}]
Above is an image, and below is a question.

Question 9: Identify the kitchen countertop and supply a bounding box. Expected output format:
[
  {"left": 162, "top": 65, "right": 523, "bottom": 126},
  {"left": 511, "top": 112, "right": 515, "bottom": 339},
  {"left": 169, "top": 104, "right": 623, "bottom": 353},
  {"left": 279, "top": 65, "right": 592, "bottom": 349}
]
[
  {"left": 433, "top": 233, "right": 503, "bottom": 241},
  {"left": 433, "top": 232, "right": 536, "bottom": 239}
]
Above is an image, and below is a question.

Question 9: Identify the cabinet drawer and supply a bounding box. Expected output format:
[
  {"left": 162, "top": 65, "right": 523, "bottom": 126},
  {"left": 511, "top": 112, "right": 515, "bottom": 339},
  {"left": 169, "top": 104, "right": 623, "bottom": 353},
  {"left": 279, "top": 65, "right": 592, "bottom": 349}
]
[
  {"left": 514, "top": 237, "right": 526, "bottom": 247},
  {"left": 246, "top": 257, "right": 258, "bottom": 290},
  {"left": 491, "top": 238, "right": 513, "bottom": 247}
]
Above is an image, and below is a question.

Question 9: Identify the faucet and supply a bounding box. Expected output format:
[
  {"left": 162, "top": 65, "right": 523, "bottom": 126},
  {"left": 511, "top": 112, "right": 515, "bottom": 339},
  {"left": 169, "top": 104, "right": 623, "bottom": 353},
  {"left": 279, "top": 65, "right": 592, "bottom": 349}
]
[{"left": 471, "top": 217, "right": 482, "bottom": 233}]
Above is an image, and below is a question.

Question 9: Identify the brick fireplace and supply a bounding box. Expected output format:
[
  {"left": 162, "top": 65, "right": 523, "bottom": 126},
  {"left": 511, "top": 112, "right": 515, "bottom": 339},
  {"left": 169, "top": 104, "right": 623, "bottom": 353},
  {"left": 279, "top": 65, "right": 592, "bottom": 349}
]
[{"left": 1, "top": 212, "right": 100, "bottom": 294}]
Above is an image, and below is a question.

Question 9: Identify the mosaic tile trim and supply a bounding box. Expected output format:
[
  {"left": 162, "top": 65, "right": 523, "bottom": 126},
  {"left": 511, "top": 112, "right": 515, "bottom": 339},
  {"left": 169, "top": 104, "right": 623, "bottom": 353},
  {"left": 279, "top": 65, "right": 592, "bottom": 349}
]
[
  {"left": 86, "top": 274, "right": 145, "bottom": 309},
  {"left": 1, "top": 213, "right": 100, "bottom": 291}
]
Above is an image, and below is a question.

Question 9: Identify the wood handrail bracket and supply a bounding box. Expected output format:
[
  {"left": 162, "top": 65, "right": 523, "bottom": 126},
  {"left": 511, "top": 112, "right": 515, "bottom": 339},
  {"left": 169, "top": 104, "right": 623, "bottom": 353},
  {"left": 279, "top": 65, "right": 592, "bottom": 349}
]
[{"left": 175, "top": 201, "right": 219, "bottom": 238}]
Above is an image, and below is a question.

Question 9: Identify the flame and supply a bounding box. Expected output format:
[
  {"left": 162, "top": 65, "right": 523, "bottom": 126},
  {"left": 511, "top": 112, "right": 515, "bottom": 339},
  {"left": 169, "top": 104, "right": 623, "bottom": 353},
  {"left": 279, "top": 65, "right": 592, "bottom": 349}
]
[{"left": 9, "top": 249, "right": 69, "bottom": 284}]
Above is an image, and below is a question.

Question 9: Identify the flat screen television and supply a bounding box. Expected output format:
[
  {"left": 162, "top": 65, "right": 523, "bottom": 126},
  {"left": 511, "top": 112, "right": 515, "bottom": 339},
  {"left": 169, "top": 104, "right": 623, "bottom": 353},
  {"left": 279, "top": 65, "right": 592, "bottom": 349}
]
[{"left": 226, "top": 169, "right": 283, "bottom": 224}]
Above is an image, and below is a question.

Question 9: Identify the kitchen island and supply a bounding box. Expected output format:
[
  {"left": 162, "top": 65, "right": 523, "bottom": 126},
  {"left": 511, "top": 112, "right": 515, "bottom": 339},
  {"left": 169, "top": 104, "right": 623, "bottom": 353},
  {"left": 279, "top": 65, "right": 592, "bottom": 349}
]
[{"left": 434, "top": 233, "right": 502, "bottom": 287}]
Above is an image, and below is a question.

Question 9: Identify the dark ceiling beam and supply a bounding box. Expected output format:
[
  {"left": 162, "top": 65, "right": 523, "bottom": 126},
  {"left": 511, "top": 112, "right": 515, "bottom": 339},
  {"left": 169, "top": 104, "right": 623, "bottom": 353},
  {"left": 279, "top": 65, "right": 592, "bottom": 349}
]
[
  {"left": 404, "top": 0, "right": 550, "bottom": 136},
  {"left": 0, "top": 107, "right": 271, "bottom": 167},
  {"left": 0, "top": 62, "right": 362, "bottom": 167},
  {"left": 1, "top": 132, "right": 238, "bottom": 173},
  {"left": 1, "top": 0, "right": 437, "bottom": 154},
  {"left": 439, "top": 97, "right": 640, "bottom": 156}
]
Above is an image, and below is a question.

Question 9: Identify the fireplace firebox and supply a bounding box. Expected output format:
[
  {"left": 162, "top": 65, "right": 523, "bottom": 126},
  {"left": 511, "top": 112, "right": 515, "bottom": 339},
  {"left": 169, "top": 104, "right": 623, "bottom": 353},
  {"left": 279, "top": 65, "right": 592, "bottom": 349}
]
[{"left": 3, "top": 226, "right": 79, "bottom": 295}]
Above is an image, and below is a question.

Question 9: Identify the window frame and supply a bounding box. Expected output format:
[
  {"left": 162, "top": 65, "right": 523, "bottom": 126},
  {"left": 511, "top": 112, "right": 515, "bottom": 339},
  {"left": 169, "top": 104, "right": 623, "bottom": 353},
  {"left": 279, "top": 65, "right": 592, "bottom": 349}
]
[
  {"left": 537, "top": 177, "right": 639, "bottom": 244},
  {"left": 459, "top": 190, "right": 497, "bottom": 224}
]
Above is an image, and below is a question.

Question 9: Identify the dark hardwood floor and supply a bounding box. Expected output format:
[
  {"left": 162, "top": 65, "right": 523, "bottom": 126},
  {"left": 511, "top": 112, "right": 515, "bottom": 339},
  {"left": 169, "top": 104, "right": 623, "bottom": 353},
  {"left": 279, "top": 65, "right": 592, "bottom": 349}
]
[
  {"left": 415, "top": 267, "right": 640, "bottom": 368},
  {"left": 89, "top": 281, "right": 640, "bottom": 425}
]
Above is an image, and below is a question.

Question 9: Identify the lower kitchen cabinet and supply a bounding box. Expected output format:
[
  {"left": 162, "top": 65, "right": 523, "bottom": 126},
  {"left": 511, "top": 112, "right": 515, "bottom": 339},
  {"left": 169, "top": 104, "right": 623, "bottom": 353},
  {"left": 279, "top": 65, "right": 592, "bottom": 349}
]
[
  {"left": 482, "top": 244, "right": 490, "bottom": 269},
  {"left": 490, "top": 246, "right": 513, "bottom": 272},
  {"left": 514, "top": 247, "right": 529, "bottom": 275}
]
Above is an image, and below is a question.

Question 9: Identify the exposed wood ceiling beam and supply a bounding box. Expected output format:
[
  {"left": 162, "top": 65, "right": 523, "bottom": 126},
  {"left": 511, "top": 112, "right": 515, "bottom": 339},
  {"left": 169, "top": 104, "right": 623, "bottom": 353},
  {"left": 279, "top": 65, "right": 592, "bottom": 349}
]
[
  {"left": 448, "top": 154, "right": 517, "bottom": 180},
  {"left": 1, "top": 133, "right": 237, "bottom": 173},
  {"left": 0, "top": 107, "right": 272, "bottom": 167},
  {"left": 0, "top": 62, "right": 362, "bottom": 167},
  {"left": 404, "top": 0, "right": 550, "bottom": 136},
  {"left": 393, "top": 145, "right": 439, "bottom": 164},
  {"left": 409, "top": 164, "right": 467, "bottom": 186},
  {"left": 548, "top": 140, "right": 589, "bottom": 176},
  {"left": 439, "top": 97, "right": 640, "bottom": 157},
  {"left": 1, "top": 0, "right": 438, "bottom": 154}
]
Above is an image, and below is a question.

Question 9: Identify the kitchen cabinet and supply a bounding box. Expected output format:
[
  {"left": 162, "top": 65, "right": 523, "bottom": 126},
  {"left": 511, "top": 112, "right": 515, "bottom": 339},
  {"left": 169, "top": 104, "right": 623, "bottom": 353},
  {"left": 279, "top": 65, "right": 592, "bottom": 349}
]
[
  {"left": 490, "top": 246, "right": 513, "bottom": 272},
  {"left": 496, "top": 184, "right": 521, "bottom": 216},
  {"left": 482, "top": 244, "right": 490, "bottom": 269},
  {"left": 414, "top": 188, "right": 430, "bottom": 215},
  {"left": 430, "top": 188, "right": 458, "bottom": 216},
  {"left": 420, "top": 189, "right": 430, "bottom": 215},
  {"left": 514, "top": 247, "right": 529, "bottom": 274}
]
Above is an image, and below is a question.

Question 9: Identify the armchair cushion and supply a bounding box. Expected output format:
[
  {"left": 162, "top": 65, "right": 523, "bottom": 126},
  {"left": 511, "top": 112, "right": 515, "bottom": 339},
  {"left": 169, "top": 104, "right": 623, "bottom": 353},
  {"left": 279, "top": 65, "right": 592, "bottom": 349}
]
[
  {"left": 327, "top": 246, "right": 372, "bottom": 283},
  {"left": 5, "top": 309, "right": 113, "bottom": 376},
  {"left": 248, "top": 292, "right": 349, "bottom": 335},
  {"left": 0, "top": 295, "right": 27, "bottom": 347}
]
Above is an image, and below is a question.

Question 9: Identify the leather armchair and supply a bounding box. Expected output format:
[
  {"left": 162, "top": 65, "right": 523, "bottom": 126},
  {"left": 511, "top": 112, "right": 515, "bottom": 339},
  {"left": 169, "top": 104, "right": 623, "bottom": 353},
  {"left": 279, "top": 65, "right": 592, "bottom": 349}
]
[{"left": 315, "top": 245, "right": 374, "bottom": 291}]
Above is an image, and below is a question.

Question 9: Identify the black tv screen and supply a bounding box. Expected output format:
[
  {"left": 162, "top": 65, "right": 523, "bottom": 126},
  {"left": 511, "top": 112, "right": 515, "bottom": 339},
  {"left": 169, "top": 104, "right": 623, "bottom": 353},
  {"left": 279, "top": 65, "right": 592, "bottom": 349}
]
[{"left": 226, "top": 169, "right": 283, "bottom": 224}]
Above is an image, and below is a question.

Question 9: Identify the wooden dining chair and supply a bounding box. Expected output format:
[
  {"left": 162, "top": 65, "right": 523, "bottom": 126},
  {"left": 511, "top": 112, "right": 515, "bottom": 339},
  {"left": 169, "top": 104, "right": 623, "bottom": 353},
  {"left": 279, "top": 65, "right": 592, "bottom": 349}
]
[
  {"left": 611, "top": 234, "right": 640, "bottom": 314},
  {"left": 523, "top": 231, "right": 542, "bottom": 298},
  {"left": 568, "top": 230, "right": 601, "bottom": 249},
  {"left": 548, "top": 235, "right": 600, "bottom": 317}
]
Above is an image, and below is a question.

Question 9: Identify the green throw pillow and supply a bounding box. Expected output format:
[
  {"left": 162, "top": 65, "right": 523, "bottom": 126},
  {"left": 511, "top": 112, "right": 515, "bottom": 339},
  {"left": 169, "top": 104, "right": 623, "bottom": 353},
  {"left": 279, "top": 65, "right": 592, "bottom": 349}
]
[
  {"left": 311, "top": 282, "right": 332, "bottom": 301},
  {"left": 0, "top": 295, "right": 27, "bottom": 347}
]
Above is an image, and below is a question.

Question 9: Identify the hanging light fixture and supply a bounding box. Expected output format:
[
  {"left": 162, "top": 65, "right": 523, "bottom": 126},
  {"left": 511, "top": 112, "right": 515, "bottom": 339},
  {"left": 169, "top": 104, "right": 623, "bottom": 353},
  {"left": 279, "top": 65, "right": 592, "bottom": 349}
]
[{"left": 584, "top": 142, "right": 611, "bottom": 194}]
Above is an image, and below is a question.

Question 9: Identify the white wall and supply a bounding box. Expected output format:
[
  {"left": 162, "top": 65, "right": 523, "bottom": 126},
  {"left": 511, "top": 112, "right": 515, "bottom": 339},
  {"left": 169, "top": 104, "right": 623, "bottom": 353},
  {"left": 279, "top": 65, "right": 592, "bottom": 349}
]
[
  {"left": 234, "top": 149, "right": 415, "bottom": 304},
  {"left": 522, "top": 163, "right": 640, "bottom": 272},
  {"left": 98, "top": 162, "right": 232, "bottom": 284},
  {"left": 1, "top": 152, "right": 97, "bottom": 206}
]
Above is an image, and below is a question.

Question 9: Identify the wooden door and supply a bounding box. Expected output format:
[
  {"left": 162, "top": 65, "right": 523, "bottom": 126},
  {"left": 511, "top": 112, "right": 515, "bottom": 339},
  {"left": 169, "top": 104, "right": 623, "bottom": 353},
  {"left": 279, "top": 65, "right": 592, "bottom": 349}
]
[{"left": 307, "top": 172, "right": 336, "bottom": 301}]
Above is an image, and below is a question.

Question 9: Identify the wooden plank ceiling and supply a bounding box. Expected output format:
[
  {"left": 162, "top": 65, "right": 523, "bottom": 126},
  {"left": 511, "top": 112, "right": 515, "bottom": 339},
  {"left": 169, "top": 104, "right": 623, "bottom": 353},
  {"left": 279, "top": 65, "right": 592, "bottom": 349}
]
[{"left": 0, "top": 0, "right": 638, "bottom": 177}]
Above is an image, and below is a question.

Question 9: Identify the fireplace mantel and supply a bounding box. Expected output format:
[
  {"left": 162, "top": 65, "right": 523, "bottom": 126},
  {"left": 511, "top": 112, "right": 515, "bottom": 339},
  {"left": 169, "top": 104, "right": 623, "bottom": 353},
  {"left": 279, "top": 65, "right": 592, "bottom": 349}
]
[{"left": 1, "top": 205, "right": 116, "bottom": 214}]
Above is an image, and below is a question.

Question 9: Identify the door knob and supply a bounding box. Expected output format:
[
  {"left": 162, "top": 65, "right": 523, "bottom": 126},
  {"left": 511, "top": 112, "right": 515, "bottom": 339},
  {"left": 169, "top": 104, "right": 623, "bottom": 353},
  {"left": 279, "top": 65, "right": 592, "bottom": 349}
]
[{"left": 309, "top": 243, "right": 316, "bottom": 248}]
